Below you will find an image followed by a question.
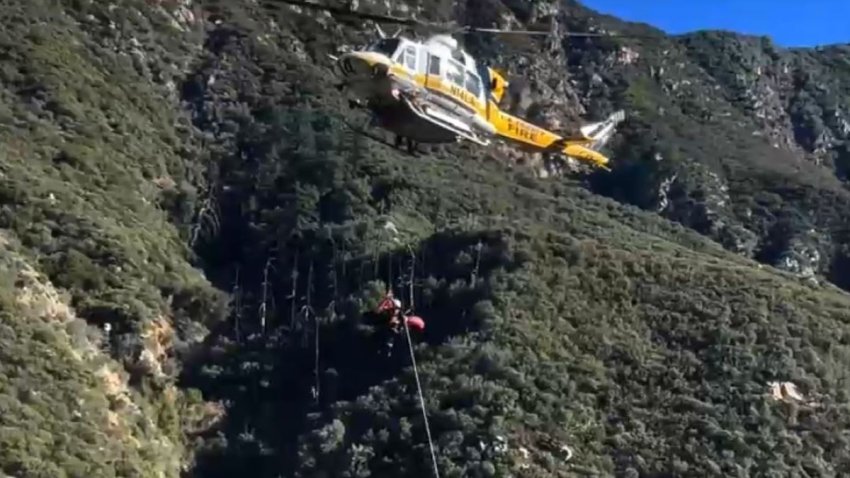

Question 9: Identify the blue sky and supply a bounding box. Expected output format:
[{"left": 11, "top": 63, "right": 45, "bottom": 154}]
[{"left": 580, "top": 1, "right": 850, "bottom": 47}]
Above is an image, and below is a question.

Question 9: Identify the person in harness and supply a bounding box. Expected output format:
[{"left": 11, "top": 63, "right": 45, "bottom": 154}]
[{"left": 375, "top": 289, "right": 425, "bottom": 356}]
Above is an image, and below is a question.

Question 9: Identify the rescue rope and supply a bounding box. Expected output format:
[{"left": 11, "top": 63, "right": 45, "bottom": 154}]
[
  {"left": 387, "top": 252, "right": 394, "bottom": 292},
  {"left": 406, "top": 245, "right": 415, "bottom": 309},
  {"left": 401, "top": 245, "right": 440, "bottom": 477},
  {"left": 403, "top": 320, "right": 440, "bottom": 478}
]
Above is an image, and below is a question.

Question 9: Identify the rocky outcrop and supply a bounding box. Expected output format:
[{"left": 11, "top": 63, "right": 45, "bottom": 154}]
[
  {"left": 514, "top": 3, "right": 850, "bottom": 290},
  {"left": 681, "top": 34, "right": 850, "bottom": 173}
]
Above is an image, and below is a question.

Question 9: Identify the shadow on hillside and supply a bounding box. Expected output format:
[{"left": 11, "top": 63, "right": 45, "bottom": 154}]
[
  {"left": 179, "top": 229, "right": 523, "bottom": 477},
  {"left": 829, "top": 252, "right": 850, "bottom": 291}
]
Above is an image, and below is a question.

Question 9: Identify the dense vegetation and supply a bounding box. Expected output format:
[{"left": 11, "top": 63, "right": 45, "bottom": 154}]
[{"left": 1, "top": 0, "right": 850, "bottom": 476}]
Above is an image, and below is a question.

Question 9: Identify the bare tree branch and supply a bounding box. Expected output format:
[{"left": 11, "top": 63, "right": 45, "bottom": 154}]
[
  {"left": 289, "top": 248, "right": 299, "bottom": 331},
  {"left": 259, "top": 257, "right": 273, "bottom": 334},
  {"left": 232, "top": 264, "right": 242, "bottom": 342},
  {"left": 471, "top": 240, "right": 482, "bottom": 285},
  {"left": 189, "top": 161, "right": 222, "bottom": 248}
]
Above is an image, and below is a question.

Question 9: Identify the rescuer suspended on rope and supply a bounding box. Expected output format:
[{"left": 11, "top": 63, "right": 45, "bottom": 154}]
[{"left": 375, "top": 289, "right": 424, "bottom": 356}]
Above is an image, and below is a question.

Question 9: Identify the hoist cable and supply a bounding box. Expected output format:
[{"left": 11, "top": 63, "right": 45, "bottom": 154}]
[
  {"left": 403, "top": 320, "right": 440, "bottom": 478},
  {"left": 401, "top": 244, "right": 438, "bottom": 477}
]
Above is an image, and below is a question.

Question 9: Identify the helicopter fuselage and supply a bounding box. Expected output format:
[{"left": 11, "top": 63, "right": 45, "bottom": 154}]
[
  {"left": 334, "top": 43, "right": 496, "bottom": 145},
  {"left": 329, "top": 36, "right": 617, "bottom": 169}
]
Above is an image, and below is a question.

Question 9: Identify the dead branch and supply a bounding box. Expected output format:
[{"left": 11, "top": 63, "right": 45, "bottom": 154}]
[
  {"left": 289, "top": 248, "right": 299, "bottom": 330},
  {"left": 259, "top": 257, "right": 273, "bottom": 333},
  {"left": 189, "top": 160, "right": 222, "bottom": 248},
  {"left": 471, "top": 240, "right": 483, "bottom": 284},
  {"left": 232, "top": 264, "right": 242, "bottom": 342}
]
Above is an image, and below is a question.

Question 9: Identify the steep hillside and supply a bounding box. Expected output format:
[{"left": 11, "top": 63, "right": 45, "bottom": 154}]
[
  {"left": 1, "top": 0, "right": 850, "bottom": 477},
  {"left": 414, "top": 0, "right": 850, "bottom": 290},
  {"left": 548, "top": 4, "right": 850, "bottom": 288},
  {"left": 0, "top": 1, "right": 224, "bottom": 476}
]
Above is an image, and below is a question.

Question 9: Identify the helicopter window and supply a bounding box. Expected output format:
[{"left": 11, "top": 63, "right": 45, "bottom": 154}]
[
  {"left": 368, "top": 38, "right": 401, "bottom": 58},
  {"left": 403, "top": 46, "right": 417, "bottom": 70},
  {"left": 427, "top": 55, "right": 441, "bottom": 75},
  {"left": 465, "top": 71, "right": 482, "bottom": 97},
  {"left": 446, "top": 59, "right": 464, "bottom": 86}
]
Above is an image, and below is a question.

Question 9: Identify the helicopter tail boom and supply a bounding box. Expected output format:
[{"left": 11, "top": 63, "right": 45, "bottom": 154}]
[
  {"left": 547, "top": 110, "right": 626, "bottom": 168},
  {"left": 489, "top": 110, "right": 613, "bottom": 169}
]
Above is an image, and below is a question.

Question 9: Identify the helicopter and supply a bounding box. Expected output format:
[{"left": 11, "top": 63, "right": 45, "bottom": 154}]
[
  {"left": 259, "top": 0, "right": 653, "bottom": 170},
  {"left": 331, "top": 29, "right": 627, "bottom": 167}
]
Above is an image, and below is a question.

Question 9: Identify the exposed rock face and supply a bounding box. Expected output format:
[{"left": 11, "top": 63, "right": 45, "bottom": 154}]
[
  {"left": 680, "top": 34, "right": 850, "bottom": 167},
  {"left": 434, "top": 0, "right": 850, "bottom": 289},
  {"left": 461, "top": 3, "right": 850, "bottom": 287},
  {"left": 501, "top": 2, "right": 850, "bottom": 289}
]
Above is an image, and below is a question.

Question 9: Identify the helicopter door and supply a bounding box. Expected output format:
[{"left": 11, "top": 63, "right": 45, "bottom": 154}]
[
  {"left": 417, "top": 47, "right": 429, "bottom": 75},
  {"left": 424, "top": 53, "right": 439, "bottom": 88}
]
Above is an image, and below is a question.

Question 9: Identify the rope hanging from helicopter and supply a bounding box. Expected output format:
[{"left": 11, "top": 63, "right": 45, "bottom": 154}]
[
  {"left": 399, "top": 244, "right": 440, "bottom": 478},
  {"left": 373, "top": 239, "right": 439, "bottom": 477}
]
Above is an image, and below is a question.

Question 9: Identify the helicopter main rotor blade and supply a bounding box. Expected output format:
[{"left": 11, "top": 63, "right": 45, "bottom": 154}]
[
  {"left": 240, "top": 0, "right": 666, "bottom": 41},
  {"left": 260, "top": 0, "right": 443, "bottom": 27},
  {"left": 459, "top": 27, "right": 551, "bottom": 36},
  {"left": 462, "top": 26, "right": 663, "bottom": 40}
]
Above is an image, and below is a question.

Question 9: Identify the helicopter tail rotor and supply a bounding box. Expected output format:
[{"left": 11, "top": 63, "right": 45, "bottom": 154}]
[{"left": 580, "top": 110, "right": 626, "bottom": 149}]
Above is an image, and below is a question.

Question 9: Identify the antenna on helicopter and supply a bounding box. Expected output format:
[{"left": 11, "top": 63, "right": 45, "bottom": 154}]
[{"left": 375, "top": 24, "right": 386, "bottom": 38}]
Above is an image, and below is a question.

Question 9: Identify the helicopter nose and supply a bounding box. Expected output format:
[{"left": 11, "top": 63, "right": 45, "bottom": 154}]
[
  {"left": 338, "top": 54, "right": 367, "bottom": 77},
  {"left": 338, "top": 53, "right": 388, "bottom": 78}
]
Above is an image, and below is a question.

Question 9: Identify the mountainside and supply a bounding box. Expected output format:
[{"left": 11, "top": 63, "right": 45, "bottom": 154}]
[
  {"left": 474, "top": 1, "right": 850, "bottom": 289},
  {"left": 2, "top": 0, "right": 850, "bottom": 477}
]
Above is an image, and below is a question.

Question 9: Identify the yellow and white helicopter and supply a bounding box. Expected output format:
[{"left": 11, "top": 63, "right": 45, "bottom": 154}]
[
  {"left": 264, "top": 0, "right": 647, "bottom": 170},
  {"left": 331, "top": 30, "right": 627, "bottom": 168}
]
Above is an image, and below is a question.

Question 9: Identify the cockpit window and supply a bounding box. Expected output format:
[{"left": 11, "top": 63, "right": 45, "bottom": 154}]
[
  {"left": 367, "top": 38, "right": 401, "bottom": 58},
  {"left": 402, "top": 46, "right": 417, "bottom": 70},
  {"left": 446, "top": 59, "right": 464, "bottom": 86}
]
